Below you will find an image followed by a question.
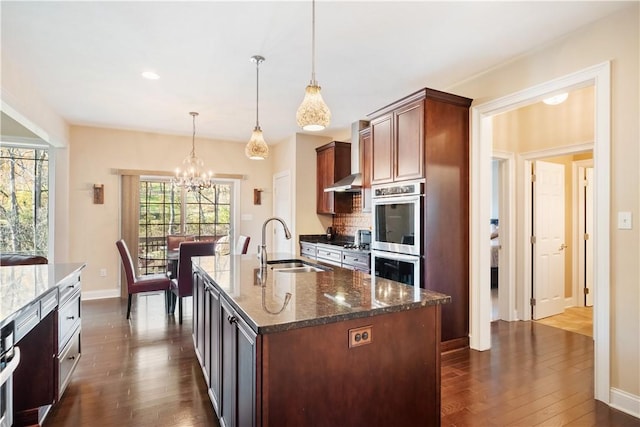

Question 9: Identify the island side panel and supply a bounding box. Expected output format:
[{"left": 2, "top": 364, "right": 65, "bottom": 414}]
[{"left": 261, "top": 305, "right": 441, "bottom": 427}]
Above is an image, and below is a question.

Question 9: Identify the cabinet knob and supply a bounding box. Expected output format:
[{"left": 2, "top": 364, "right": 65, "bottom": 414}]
[
  {"left": 227, "top": 315, "right": 237, "bottom": 324},
  {"left": 68, "top": 355, "right": 76, "bottom": 360},
  {"left": 66, "top": 316, "right": 75, "bottom": 320}
]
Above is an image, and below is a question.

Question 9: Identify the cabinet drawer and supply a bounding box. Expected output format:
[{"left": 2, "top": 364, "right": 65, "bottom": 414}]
[
  {"left": 59, "top": 273, "right": 81, "bottom": 306},
  {"left": 316, "top": 245, "right": 342, "bottom": 265},
  {"left": 41, "top": 289, "right": 58, "bottom": 318},
  {"left": 14, "top": 302, "right": 40, "bottom": 343},
  {"left": 342, "top": 253, "right": 370, "bottom": 272},
  {"left": 58, "top": 327, "right": 81, "bottom": 399},
  {"left": 58, "top": 292, "right": 81, "bottom": 350},
  {"left": 300, "top": 243, "right": 317, "bottom": 259}
]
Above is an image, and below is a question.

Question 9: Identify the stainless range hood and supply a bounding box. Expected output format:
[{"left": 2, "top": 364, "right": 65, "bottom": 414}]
[
  {"left": 324, "top": 120, "right": 368, "bottom": 193},
  {"left": 324, "top": 172, "right": 362, "bottom": 192}
]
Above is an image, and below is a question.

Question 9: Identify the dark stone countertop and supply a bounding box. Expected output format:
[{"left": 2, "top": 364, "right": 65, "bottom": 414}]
[
  {"left": 299, "top": 234, "right": 353, "bottom": 246},
  {"left": 0, "top": 263, "right": 86, "bottom": 328},
  {"left": 192, "top": 254, "right": 450, "bottom": 335}
]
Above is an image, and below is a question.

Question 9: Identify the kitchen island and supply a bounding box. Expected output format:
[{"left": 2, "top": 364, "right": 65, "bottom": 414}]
[
  {"left": 0, "top": 262, "right": 85, "bottom": 426},
  {"left": 192, "top": 254, "right": 450, "bottom": 427}
]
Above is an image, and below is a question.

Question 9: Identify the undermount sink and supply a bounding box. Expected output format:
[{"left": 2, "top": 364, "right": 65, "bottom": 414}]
[{"left": 267, "top": 259, "right": 331, "bottom": 273}]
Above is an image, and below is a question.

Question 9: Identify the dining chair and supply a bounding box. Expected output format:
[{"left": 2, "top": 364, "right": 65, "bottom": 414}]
[
  {"left": 169, "top": 241, "right": 215, "bottom": 324},
  {"left": 236, "top": 235, "right": 251, "bottom": 254},
  {"left": 166, "top": 234, "right": 195, "bottom": 251},
  {"left": 116, "top": 239, "right": 171, "bottom": 319}
]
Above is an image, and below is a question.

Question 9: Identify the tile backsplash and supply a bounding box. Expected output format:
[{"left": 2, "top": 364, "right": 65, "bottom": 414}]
[{"left": 332, "top": 193, "right": 371, "bottom": 237}]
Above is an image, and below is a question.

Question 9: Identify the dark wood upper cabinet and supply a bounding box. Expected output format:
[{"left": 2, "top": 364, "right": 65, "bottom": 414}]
[
  {"left": 370, "top": 114, "right": 393, "bottom": 184},
  {"left": 359, "top": 127, "right": 372, "bottom": 212},
  {"left": 395, "top": 100, "right": 424, "bottom": 182},
  {"left": 316, "top": 141, "right": 351, "bottom": 214},
  {"left": 370, "top": 99, "right": 424, "bottom": 184}
]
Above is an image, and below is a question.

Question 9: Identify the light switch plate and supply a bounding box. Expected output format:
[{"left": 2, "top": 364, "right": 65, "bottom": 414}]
[{"left": 618, "top": 211, "right": 632, "bottom": 230}]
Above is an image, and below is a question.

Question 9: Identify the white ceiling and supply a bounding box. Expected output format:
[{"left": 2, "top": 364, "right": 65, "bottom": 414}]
[{"left": 1, "top": 1, "right": 631, "bottom": 144}]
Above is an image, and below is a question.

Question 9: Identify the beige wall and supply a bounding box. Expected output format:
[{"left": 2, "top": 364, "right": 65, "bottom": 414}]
[
  {"left": 68, "top": 125, "right": 275, "bottom": 297},
  {"left": 1, "top": 58, "right": 69, "bottom": 147},
  {"left": 493, "top": 86, "right": 594, "bottom": 152},
  {"left": 272, "top": 133, "right": 335, "bottom": 255},
  {"left": 453, "top": 4, "right": 639, "bottom": 397}
]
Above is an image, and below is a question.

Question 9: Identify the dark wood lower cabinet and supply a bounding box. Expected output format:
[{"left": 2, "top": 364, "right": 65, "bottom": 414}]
[
  {"left": 13, "top": 270, "right": 83, "bottom": 426},
  {"left": 194, "top": 268, "right": 442, "bottom": 427},
  {"left": 13, "top": 311, "right": 56, "bottom": 425},
  {"left": 220, "top": 298, "right": 257, "bottom": 427}
]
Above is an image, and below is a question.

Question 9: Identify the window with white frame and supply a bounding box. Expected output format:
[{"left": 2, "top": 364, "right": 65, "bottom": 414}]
[
  {"left": 137, "top": 178, "right": 234, "bottom": 274},
  {"left": 0, "top": 145, "right": 49, "bottom": 257}
]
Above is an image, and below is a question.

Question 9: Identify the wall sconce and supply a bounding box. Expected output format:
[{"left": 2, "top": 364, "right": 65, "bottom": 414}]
[
  {"left": 93, "top": 184, "right": 104, "bottom": 204},
  {"left": 254, "top": 188, "right": 263, "bottom": 205}
]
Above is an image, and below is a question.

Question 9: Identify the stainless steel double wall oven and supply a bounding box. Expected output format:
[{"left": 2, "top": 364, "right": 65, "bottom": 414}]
[{"left": 371, "top": 180, "right": 424, "bottom": 288}]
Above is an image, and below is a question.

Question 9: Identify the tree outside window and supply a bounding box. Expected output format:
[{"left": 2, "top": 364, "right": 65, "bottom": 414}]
[
  {"left": 0, "top": 146, "right": 49, "bottom": 256},
  {"left": 138, "top": 179, "right": 232, "bottom": 274}
]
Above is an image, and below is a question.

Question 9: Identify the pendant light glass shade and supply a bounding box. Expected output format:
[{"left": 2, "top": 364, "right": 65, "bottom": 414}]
[
  {"left": 245, "top": 126, "right": 269, "bottom": 160},
  {"left": 296, "top": 83, "right": 331, "bottom": 131},
  {"left": 173, "top": 112, "right": 214, "bottom": 192},
  {"left": 296, "top": 0, "right": 330, "bottom": 131},
  {"left": 246, "top": 55, "right": 269, "bottom": 160}
]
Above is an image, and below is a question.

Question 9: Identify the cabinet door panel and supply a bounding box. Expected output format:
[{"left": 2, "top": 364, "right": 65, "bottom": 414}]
[
  {"left": 316, "top": 148, "right": 334, "bottom": 213},
  {"left": 236, "top": 319, "right": 257, "bottom": 427},
  {"left": 208, "top": 286, "right": 222, "bottom": 413},
  {"left": 196, "top": 273, "right": 206, "bottom": 362},
  {"left": 360, "top": 128, "right": 372, "bottom": 212},
  {"left": 395, "top": 100, "right": 424, "bottom": 181},
  {"left": 371, "top": 115, "right": 393, "bottom": 184},
  {"left": 220, "top": 300, "right": 235, "bottom": 427}
]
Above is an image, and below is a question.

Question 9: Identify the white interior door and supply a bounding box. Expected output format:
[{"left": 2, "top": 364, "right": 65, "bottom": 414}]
[
  {"left": 273, "top": 171, "right": 292, "bottom": 255},
  {"left": 585, "top": 167, "right": 594, "bottom": 307},
  {"left": 533, "top": 160, "right": 566, "bottom": 320}
]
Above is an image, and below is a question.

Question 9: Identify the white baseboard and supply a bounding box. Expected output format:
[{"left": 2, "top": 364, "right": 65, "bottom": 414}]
[
  {"left": 565, "top": 297, "right": 574, "bottom": 307},
  {"left": 81, "top": 288, "right": 120, "bottom": 300},
  {"left": 610, "top": 387, "right": 640, "bottom": 419}
]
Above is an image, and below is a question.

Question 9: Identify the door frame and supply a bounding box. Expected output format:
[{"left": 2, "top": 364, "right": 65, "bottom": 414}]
[
  {"left": 573, "top": 159, "right": 594, "bottom": 307},
  {"left": 492, "top": 151, "right": 517, "bottom": 321},
  {"left": 469, "top": 61, "right": 610, "bottom": 403}
]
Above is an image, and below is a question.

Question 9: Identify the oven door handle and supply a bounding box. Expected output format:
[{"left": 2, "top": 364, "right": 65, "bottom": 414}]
[
  {"left": 372, "top": 194, "right": 422, "bottom": 204},
  {"left": 372, "top": 250, "right": 420, "bottom": 263},
  {"left": 0, "top": 346, "right": 21, "bottom": 386}
]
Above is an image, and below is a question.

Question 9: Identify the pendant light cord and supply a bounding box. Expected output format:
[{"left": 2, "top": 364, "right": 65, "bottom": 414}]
[
  {"left": 311, "top": 0, "right": 316, "bottom": 85},
  {"left": 256, "top": 59, "right": 260, "bottom": 129}
]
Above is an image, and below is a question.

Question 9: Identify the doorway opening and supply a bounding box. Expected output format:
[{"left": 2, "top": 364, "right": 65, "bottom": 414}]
[{"left": 470, "top": 61, "right": 611, "bottom": 402}]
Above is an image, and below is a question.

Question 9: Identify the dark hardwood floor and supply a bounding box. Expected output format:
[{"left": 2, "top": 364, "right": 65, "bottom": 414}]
[
  {"left": 441, "top": 321, "right": 639, "bottom": 426},
  {"left": 44, "top": 294, "right": 638, "bottom": 427},
  {"left": 44, "top": 293, "right": 219, "bottom": 427}
]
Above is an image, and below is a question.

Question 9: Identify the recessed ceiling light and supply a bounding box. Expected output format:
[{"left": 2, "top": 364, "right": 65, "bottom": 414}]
[
  {"left": 543, "top": 93, "right": 568, "bottom": 105},
  {"left": 141, "top": 71, "right": 160, "bottom": 80}
]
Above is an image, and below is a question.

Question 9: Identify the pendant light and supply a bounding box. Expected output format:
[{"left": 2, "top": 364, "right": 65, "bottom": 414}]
[
  {"left": 296, "top": 0, "right": 331, "bottom": 131},
  {"left": 245, "top": 55, "right": 269, "bottom": 160},
  {"left": 173, "top": 112, "right": 214, "bottom": 192}
]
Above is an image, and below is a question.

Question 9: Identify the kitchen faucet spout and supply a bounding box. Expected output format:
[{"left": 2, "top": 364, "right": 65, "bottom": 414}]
[{"left": 259, "top": 217, "right": 292, "bottom": 267}]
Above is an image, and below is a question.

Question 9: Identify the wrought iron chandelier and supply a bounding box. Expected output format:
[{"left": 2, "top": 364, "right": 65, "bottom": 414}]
[{"left": 173, "top": 112, "right": 214, "bottom": 192}]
